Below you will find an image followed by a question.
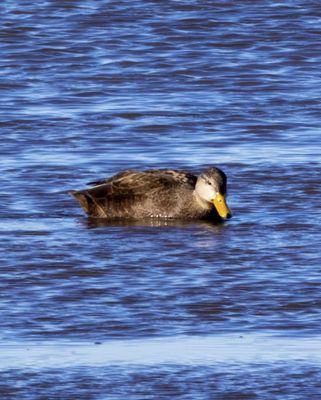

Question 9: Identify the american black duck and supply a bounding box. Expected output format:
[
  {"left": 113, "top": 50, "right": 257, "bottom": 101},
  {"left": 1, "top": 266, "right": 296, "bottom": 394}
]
[{"left": 69, "top": 167, "right": 232, "bottom": 221}]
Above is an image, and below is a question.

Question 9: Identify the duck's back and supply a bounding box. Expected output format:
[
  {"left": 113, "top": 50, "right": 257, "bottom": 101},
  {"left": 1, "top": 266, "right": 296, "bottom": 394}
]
[{"left": 70, "top": 169, "right": 198, "bottom": 219}]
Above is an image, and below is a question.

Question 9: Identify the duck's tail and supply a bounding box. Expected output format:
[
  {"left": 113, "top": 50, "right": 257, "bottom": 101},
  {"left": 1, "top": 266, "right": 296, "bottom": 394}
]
[
  {"left": 69, "top": 188, "right": 110, "bottom": 218},
  {"left": 69, "top": 190, "right": 92, "bottom": 215}
]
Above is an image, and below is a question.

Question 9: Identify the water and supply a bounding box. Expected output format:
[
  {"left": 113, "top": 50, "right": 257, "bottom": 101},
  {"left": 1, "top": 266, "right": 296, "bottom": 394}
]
[{"left": 1, "top": 0, "right": 321, "bottom": 398}]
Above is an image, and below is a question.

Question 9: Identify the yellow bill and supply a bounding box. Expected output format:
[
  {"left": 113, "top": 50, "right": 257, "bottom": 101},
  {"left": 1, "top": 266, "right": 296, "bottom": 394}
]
[{"left": 213, "top": 193, "right": 232, "bottom": 219}]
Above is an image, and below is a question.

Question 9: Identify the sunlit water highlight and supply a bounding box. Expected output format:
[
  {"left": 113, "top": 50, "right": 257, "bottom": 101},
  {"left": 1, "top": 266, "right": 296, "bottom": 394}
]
[{"left": 2, "top": 334, "right": 321, "bottom": 370}]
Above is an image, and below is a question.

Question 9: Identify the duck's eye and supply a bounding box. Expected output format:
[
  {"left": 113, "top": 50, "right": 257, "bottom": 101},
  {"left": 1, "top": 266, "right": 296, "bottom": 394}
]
[{"left": 207, "top": 181, "right": 212, "bottom": 185}]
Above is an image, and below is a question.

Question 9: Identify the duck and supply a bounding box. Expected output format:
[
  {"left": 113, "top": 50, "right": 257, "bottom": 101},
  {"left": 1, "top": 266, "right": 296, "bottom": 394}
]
[{"left": 69, "top": 166, "right": 232, "bottom": 221}]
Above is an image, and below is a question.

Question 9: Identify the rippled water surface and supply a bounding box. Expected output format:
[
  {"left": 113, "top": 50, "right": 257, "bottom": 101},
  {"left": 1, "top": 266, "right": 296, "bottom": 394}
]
[{"left": 1, "top": 0, "right": 321, "bottom": 398}]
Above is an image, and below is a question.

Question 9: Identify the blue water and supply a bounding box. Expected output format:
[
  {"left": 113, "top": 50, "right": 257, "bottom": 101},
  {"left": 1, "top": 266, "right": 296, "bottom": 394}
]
[{"left": 1, "top": 0, "right": 321, "bottom": 398}]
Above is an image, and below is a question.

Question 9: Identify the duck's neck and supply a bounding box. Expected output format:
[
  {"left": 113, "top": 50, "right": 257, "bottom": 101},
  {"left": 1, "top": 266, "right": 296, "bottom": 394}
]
[{"left": 192, "top": 191, "right": 212, "bottom": 211}]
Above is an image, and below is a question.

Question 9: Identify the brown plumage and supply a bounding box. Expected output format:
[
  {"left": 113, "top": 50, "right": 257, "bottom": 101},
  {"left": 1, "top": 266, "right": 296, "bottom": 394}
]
[{"left": 69, "top": 167, "right": 232, "bottom": 221}]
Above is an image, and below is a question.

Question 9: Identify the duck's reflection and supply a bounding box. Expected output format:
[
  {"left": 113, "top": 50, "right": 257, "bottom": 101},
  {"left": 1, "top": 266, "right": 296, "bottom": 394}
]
[{"left": 85, "top": 217, "right": 226, "bottom": 232}]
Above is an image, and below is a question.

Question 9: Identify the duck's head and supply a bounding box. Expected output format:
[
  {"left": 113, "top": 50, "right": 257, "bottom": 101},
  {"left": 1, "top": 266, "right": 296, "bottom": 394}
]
[{"left": 195, "top": 167, "right": 232, "bottom": 220}]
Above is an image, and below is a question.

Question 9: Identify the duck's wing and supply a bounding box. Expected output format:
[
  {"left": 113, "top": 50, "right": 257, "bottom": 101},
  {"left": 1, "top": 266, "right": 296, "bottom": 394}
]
[
  {"left": 70, "top": 169, "right": 197, "bottom": 218},
  {"left": 143, "top": 169, "right": 197, "bottom": 187},
  {"left": 87, "top": 169, "right": 197, "bottom": 189},
  {"left": 86, "top": 169, "right": 137, "bottom": 187}
]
